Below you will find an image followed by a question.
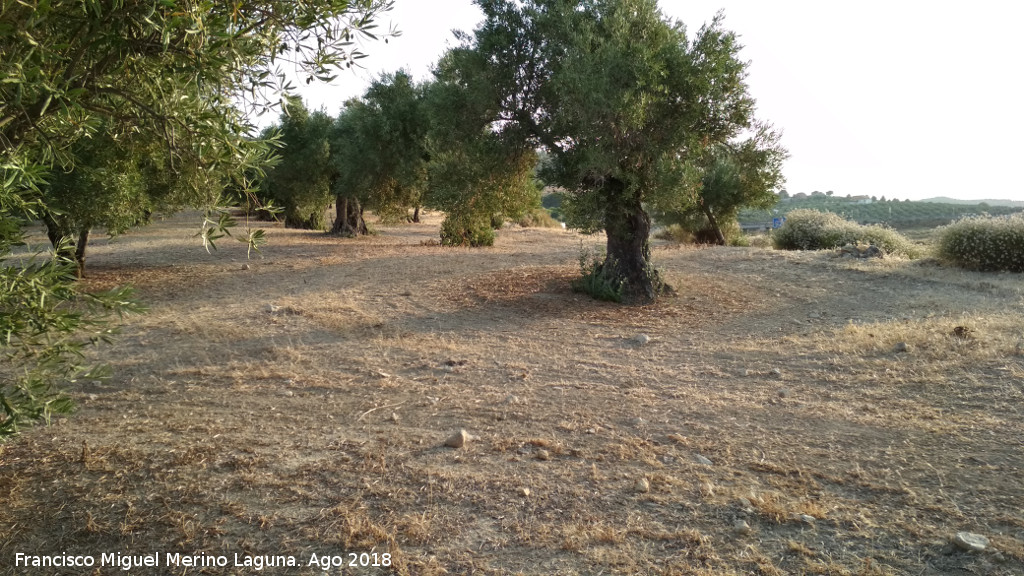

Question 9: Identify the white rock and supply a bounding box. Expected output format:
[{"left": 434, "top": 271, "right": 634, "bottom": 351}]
[
  {"left": 634, "top": 478, "right": 651, "bottom": 493},
  {"left": 266, "top": 304, "right": 281, "bottom": 314},
  {"left": 634, "top": 334, "right": 651, "bottom": 346},
  {"left": 953, "top": 531, "right": 989, "bottom": 552},
  {"left": 694, "top": 454, "right": 714, "bottom": 466},
  {"left": 734, "top": 520, "right": 752, "bottom": 535},
  {"left": 445, "top": 429, "right": 470, "bottom": 449},
  {"left": 536, "top": 449, "right": 551, "bottom": 461}
]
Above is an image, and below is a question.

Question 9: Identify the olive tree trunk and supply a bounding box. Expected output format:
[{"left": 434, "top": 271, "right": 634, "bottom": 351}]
[
  {"left": 42, "top": 213, "right": 89, "bottom": 277},
  {"left": 700, "top": 205, "right": 727, "bottom": 246},
  {"left": 331, "top": 195, "right": 368, "bottom": 237},
  {"left": 601, "top": 178, "right": 661, "bottom": 304},
  {"left": 74, "top": 228, "right": 90, "bottom": 277}
]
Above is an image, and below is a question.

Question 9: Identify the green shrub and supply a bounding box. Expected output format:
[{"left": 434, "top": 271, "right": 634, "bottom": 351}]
[
  {"left": 729, "top": 233, "right": 751, "bottom": 247},
  {"left": 571, "top": 246, "right": 624, "bottom": 302},
  {"left": 937, "top": 214, "right": 1024, "bottom": 272},
  {"left": 518, "top": 208, "right": 562, "bottom": 228},
  {"left": 654, "top": 225, "right": 693, "bottom": 243},
  {"left": 654, "top": 219, "right": 748, "bottom": 246},
  {"left": 772, "top": 209, "right": 920, "bottom": 258},
  {"left": 440, "top": 215, "right": 495, "bottom": 247}
]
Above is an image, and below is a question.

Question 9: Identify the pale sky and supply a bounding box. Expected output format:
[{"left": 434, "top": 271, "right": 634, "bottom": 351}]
[{"left": 290, "top": 1, "right": 1024, "bottom": 202}]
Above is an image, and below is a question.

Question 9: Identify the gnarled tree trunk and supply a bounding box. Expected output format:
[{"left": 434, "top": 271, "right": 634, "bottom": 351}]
[
  {"left": 601, "top": 178, "right": 661, "bottom": 304},
  {"left": 74, "top": 228, "right": 90, "bottom": 277},
  {"left": 331, "top": 195, "right": 368, "bottom": 237},
  {"left": 42, "top": 213, "right": 89, "bottom": 277}
]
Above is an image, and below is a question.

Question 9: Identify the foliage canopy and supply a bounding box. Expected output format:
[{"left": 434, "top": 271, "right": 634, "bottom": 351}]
[
  {"left": 0, "top": 0, "right": 394, "bottom": 438},
  {"left": 438, "top": 0, "right": 782, "bottom": 301}
]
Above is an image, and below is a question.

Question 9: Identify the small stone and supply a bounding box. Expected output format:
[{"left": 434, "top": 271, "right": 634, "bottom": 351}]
[
  {"left": 503, "top": 394, "right": 520, "bottom": 405},
  {"left": 284, "top": 390, "right": 294, "bottom": 397},
  {"left": 778, "top": 388, "right": 792, "bottom": 398},
  {"left": 634, "top": 334, "right": 651, "bottom": 346},
  {"left": 791, "top": 513, "right": 815, "bottom": 524},
  {"left": 634, "top": 477, "right": 651, "bottom": 493},
  {"left": 389, "top": 412, "right": 400, "bottom": 422},
  {"left": 737, "top": 497, "right": 754, "bottom": 512},
  {"left": 807, "top": 312, "right": 820, "bottom": 319},
  {"left": 630, "top": 417, "right": 645, "bottom": 427},
  {"left": 520, "top": 487, "right": 531, "bottom": 497},
  {"left": 893, "top": 342, "right": 909, "bottom": 353},
  {"left": 241, "top": 263, "right": 250, "bottom": 270},
  {"left": 741, "top": 369, "right": 750, "bottom": 377},
  {"left": 863, "top": 245, "right": 885, "bottom": 258},
  {"left": 733, "top": 520, "right": 752, "bottom": 535},
  {"left": 953, "top": 531, "right": 989, "bottom": 552},
  {"left": 445, "top": 429, "right": 470, "bottom": 449},
  {"left": 694, "top": 454, "right": 714, "bottom": 466},
  {"left": 266, "top": 304, "right": 281, "bottom": 314},
  {"left": 536, "top": 449, "right": 551, "bottom": 461},
  {"left": 770, "top": 368, "right": 783, "bottom": 379}
]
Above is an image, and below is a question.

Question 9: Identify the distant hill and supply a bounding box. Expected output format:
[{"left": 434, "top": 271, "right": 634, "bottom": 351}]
[
  {"left": 920, "top": 197, "right": 1024, "bottom": 207},
  {"left": 737, "top": 196, "right": 1024, "bottom": 229}
]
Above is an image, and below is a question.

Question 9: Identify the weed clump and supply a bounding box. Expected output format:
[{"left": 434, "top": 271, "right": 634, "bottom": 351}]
[
  {"left": 772, "top": 209, "right": 920, "bottom": 258},
  {"left": 936, "top": 214, "right": 1024, "bottom": 272},
  {"left": 571, "top": 246, "right": 624, "bottom": 302}
]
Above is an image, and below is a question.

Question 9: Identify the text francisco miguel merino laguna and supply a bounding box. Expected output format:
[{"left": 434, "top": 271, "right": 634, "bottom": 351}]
[{"left": 15, "top": 550, "right": 394, "bottom": 571}]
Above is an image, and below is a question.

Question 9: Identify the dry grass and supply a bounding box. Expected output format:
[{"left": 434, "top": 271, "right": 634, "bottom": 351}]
[{"left": 1, "top": 211, "right": 1022, "bottom": 575}]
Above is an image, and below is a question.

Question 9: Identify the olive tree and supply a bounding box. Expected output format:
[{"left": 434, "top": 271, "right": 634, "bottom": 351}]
[
  {"left": 439, "top": 0, "right": 779, "bottom": 302},
  {"left": 259, "top": 98, "right": 336, "bottom": 230},
  {"left": 330, "top": 71, "right": 430, "bottom": 236},
  {"left": 0, "top": 0, "right": 394, "bottom": 438},
  {"left": 660, "top": 125, "right": 787, "bottom": 245},
  {"left": 425, "top": 55, "right": 540, "bottom": 247}
]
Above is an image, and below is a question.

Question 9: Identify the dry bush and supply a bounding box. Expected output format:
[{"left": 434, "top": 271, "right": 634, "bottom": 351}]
[
  {"left": 937, "top": 213, "right": 1024, "bottom": 271},
  {"left": 772, "top": 209, "right": 920, "bottom": 258}
]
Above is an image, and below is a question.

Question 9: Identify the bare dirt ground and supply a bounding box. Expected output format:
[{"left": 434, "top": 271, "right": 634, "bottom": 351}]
[{"left": 2, "top": 212, "right": 1023, "bottom": 576}]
